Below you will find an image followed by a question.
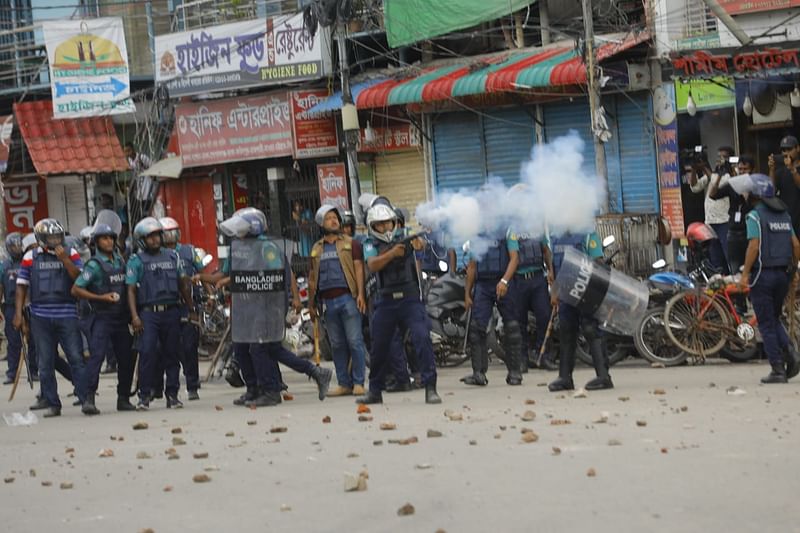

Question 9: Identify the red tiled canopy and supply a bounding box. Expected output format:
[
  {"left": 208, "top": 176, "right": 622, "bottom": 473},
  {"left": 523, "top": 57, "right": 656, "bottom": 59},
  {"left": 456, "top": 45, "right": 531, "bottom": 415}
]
[{"left": 13, "top": 100, "right": 129, "bottom": 175}]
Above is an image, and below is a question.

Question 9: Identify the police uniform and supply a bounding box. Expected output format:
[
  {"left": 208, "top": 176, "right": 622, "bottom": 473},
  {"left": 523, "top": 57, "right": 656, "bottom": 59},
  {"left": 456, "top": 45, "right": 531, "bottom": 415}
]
[
  {"left": 360, "top": 234, "right": 439, "bottom": 403},
  {"left": 745, "top": 203, "right": 797, "bottom": 382},
  {"left": 126, "top": 246, "right": 185, "bottom": 406},
  {"left": 548, "top": 232, "right": 610, "bottom": 392},
  {"left": 508, "top": 231, "right": 553, "bottom": 371},
  {"left": 1, "top": 257, "right": 23, "bottom": 383},
  {"left": 465, "top": 232, "right": 523, "bottom": 386},
  {"left": 74, "top": 252, "right": 134, "bottom": 407},
  {"left": 175, "top": 242, "right": 204, "bottom": 396}
]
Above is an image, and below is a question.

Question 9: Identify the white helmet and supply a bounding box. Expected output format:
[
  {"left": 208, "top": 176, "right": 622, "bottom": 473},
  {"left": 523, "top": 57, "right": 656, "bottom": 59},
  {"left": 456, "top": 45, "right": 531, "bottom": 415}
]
[
  {"left": 159, "top": 216, "right": 180, "bottom": 245},
  {"left": 315, "top": 204, "right": 341, "bottom": 227},
  {"left": 366, "top": 204, "right": 397, "bottom": 243}
]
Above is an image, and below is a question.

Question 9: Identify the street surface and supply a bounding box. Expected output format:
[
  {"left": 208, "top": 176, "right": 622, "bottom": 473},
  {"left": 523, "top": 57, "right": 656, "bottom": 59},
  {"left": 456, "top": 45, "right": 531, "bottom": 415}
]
[{"left": 2, "top": 358, "right": 799, "bottom": 533}]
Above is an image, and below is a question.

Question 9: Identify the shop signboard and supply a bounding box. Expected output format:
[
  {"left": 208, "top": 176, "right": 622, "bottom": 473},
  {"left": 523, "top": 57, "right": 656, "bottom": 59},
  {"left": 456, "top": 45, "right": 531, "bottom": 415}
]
[
  {"left": 653, "top": 84, "right": 684, "bottom": 239},
  {"left": 317, "top": 162, "right": 349, "bottom": 210},
  {"left": 358, "top": 123, "right": 421, "bottom": 152},
  {"left": 719, "top": 0, "right": 800, "bottom": 15},
  {"left": 175, "top": 92, "right": 293, "bottom": 168},
  {"left": 290, "top": 90, "right": 340, "bottom": 159},
  {"left": 672, "top": 47, "right": 800, "bottom": 79},
  {"left": 674, "top": 77, "right": 735, "bottom": 112},
  {"left": 155, "top": 12, "right": 331, "bottom": 97},
  {"left": 4, "top": 178, "right": 49, "bottom": 234}
]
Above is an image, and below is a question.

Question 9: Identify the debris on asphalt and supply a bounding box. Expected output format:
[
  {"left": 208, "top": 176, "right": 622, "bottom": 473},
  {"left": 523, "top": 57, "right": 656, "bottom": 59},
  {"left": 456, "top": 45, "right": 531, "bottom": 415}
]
[
  {"left": 110, "top": 435, "right": 124, "bottom": 441},
  {"left": 587, "top": 468, "right": 597, "bottom": 477},
  {"left": 469, "top": 440, "right": 477, "bottom": 446},
  {"left": 521, "top": 431, "right": 539, "bottom": 443},
  {"left": 29, "top": 469, "right": 36, "bottom": 477},
  {"left": 636, "top": 420, "right": 647, "bottom": 427},
  {"left": 270, "top": 426, "right": 288, "bottom": 433},
  {"left": 192, "top": 474, "right": 211, "bottom": 483},
  {"left": 427, "top": 429, "right": 443, "bottom": 438},
  {"left": 163, "top": 485, "right": 173, "bottom": 492},
  {"left": 204, "top": 466, "right": 220, "bottom": 472},
  {"left": 344, "top": 471, "right": 368, "bottom": 492},
  {"left": 282, "top": 393, "right": 294, "bottom": 401},
  {"left": 653, "top": 389, "right": 666, "bottom": 395},
  {"left": 520, "top": 410, "right": 536, "bottom": 422},
  {"left": 280, "top": 504, "right": 292, "bottom": 512},
  {"left": 727, "top": 386, "right": 747, "bottom": 396},
  {"left": 552, "top": 447, "right": 561, "bottom": 455},
  {"left": 4, "top": 477, "right": 14, "bottom": 483},
  {"left": 97, "top": 449, "right": 114, "bottom": 458},
  {"left": 136, "top": 452, "right": 151, "bottom": 460},
  {"left": 380, "top": 422, "right": 397, "bottom": 430},
  {"left": 172, "top": 437, "right": 186, "bottom": 446},
  {"left": 171, "top": 427, "right": 182, "bottom": 434},
  {"left": 373, "top": 440, "right": 383, "bottom": 446},
  {"left": 651, "top": 362, "right": 666, "bottom": 368},
  {"left": 661, "top": 447, "right": 669, "bottom": 454},
  {"left": 225, "top": 432, "right": 234, "bottom": 437},
  {"left": 618, "top": 396, "right": 630, "bottom": 402},
  {"left": 550, "top": 419, "right": 571, "bottom": 426},
  {"left": 41, "top": 481, "right": 52, "bottom": 487},
  {"left": 525, "top": 399, "right": 536, "bottom": 405},
  {"left": 358, "top": 415, "right": 373, "bottom": 422},
  {"left": 594, "top": 412, "right": 610, "bottom": 424},
  {"left": 347, "top": 453, "right": 359, "bottom": 458},
  {"left": 214, "top": 405, "right": 224, "bottom": 411},
  {"left": 397, "top": 503, "right": 415, "bottom": 516},
  {"left": 247, "top": 420, "right": 257, "bottom": 426},
  {"left": 573, "top": 388, "right": 588, "bottom": 398},
  {"left": 444, "top": 410, "right": 463, "bottom": 421},
  {"left": 608, "top": 439, "right": 622, "bottom": 446},
  {"left": 132, "top": 421, "right": 148, "bottom": 430},
  {"left": 357, "top": 404, "right": 371, "bottom": 414},
  {"left": 322, "top": 416, "right": 331, "bottom": 423},
  {"left": 59, "top": 482, "right": 73, "bottom": 490},
  {"left": 415, "top": 463, "right": 433, "bottom": 470},
  {"left": 398, "top": 436, "right": 418, "bottom": 445},
  {"left": 65, "top": 447, "right": 75, "bottom": 454},
  {"left": 193, "top": 452, "right": 209, "bottom": 459}
]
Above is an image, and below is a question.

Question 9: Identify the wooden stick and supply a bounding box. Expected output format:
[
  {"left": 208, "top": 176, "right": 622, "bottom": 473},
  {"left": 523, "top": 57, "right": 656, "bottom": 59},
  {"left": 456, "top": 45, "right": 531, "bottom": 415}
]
[
  {"left": 313, "top": 318, "right": 321, "bottom": 367},
  {"left": 8, "top": 333, "right": 27, "bottom": 402},
  {"left": 538, "top": 307, "right": 557, "bottom": 359},
  {"left": 204, "top": 322, "right": 231, "bottom": 383}
]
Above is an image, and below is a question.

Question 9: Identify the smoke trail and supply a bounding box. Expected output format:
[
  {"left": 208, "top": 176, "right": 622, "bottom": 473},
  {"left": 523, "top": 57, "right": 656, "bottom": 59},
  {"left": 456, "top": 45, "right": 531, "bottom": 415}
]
[{"left": 415, "top": 132, "right": 605, "bottom": 257}]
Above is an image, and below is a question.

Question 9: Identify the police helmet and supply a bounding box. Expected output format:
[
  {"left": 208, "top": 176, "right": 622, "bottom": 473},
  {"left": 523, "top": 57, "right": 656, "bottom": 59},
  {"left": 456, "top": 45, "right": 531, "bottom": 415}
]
[
  {"left": 395, "top": 207, "right": 410, "bottom": 227},
  {"left": 92, "top": 223, "right": 117, "bottom": 242},
  {"left": 159, "top": 217, "right": 181, "bottom": 245},
  {"left": 133, "top": 217, "right": 164, "bottom": 250},
  {"left": 79, "top": 226, "right": 93, "bottom": 244},
  {"left": 34, "top": 218, "right": 65, "bottom": 250},
  {"left": 5, "top": 232, "right": 23, "bottom": 260},
  {"left": 341, "top": 210, "right": 356, "bottom": 230},
  {"left": 65, "top": 235, "right": 90, "bottom": 263},
  {"left": 366, "top": 204, "right": 397, "bottom": 243},
  {"left": 220, "top": 208, "right": 267, "bottom": 238},
  {"left": 22, "top": 233, "right": 36, "bottom": 252},
  {"left": 315, "top": 204, "right": 342, "bottom": 227}
]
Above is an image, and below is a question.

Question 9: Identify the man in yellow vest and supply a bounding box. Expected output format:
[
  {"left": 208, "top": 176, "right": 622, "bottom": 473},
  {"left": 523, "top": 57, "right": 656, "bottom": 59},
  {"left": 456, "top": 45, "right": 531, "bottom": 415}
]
[{"left": 308, "top": 205, "right": 369, "bottom": 396}]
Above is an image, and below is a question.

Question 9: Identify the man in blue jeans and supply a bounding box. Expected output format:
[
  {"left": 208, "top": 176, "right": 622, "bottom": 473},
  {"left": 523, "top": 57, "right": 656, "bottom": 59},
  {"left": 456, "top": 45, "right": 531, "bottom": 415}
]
[
  {"left": 308, "top": 205, "right": 369, "bottom": 396},
  {"left": 13, "top": 218, "right": 93, "bottom": 418}
]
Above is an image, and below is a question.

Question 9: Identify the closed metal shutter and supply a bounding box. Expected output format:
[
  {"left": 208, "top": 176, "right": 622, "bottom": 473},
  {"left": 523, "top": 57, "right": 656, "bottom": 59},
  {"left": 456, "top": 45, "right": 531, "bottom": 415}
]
[
  {"left": 45, "top": 175, "right": 88, "bottom": 235},
  {"left": 374, "top": 150, "right": 428, "bottom": 228},
  {"left": 483, "top": 108, "right": 535, "bottom": 186},
  {"left": 432, "top": 112, "right": 485, "bottom": 192},
  {"left": 616, "top": 93, "right": 658, "bottom": 213}
]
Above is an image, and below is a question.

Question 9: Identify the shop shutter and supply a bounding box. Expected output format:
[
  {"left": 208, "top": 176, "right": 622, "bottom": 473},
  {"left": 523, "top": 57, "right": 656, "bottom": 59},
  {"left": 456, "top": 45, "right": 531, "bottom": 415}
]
[
  {"left": 543, "top": 99, "right": 596, "bottom": 180},
  {"left": 45, "top": 175, "right": 88, "bottom": 235},
  {"left": 374, "top": 150, "right": 428, "bottom": 228},
  {"left": 483, "top": 108, "right": 536, "bottom": 186},
  {"left": 616, "top": 93, "right": 658, "bottom": 213},
  {"left": 432, "top": 111, "right": 485, "bottom": 192}
]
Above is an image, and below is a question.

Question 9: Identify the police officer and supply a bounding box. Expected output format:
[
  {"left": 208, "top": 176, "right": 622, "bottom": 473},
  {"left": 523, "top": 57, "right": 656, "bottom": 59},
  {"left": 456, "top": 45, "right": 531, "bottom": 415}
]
[
  {"left": 71, "top": 223, "right": 136, "bottom": 412},
  {"left": 126, "top": 217, "right": 193, "bottom": 410},
  {"left": 159, "top": 217, "right": 204, "bottom": 400},
  {"left": 739, "top": 173, "right": 800, "bottom": 383},
  {"left": 508, "top": 227, "right": 556, "bottom": 372},
  {"left": 463, "top": 231, "right": 523, "bottom": 386},
  {"left": 1, "top": 233, "right": 24, "bottom": 385},
  {"left": 341, "top": 210, "right": 357, "bottom": 238},
  {"left": 357, "top": 203, "right": 441, "bottom": 405},
  {"left": 13, "top": 218, "right": 93, "bottom": 418},
  {"left": 548, "top": 231, "right": 613, "bottom": 392},
  {"left": 308, "top": 205, "right": 369, "bottom": 396},
  {"left": 218, "top": 207, "right": 332, "bottom": 406}
]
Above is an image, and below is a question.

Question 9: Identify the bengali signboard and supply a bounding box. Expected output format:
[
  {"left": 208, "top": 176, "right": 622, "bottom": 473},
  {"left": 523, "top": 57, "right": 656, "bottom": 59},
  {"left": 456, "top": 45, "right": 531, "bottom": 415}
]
[
  {"left": 4, "top": 178, "right": 49, "bottom": 234},
  {"left": 290, "top": 90, "right": 339, "bottom": 159},
  {"left": 317, "top": 162, "right": 349, "bottom": 210},
  {"left": 719, "top": 0, "right": 800, "bottom": 15},
  {"left": 175, "top": 92, "right": 293, "bottom": 168},
  {"left": 358, "top": 124, "right": 421, "bottom": 153},
  {"left": 653, "top": 85, "right": 684, "bottom": 239},
  {"left": 42, "top": 18, "right": 134, "bottom": 118},
  {"left": 671, "top": 47, "right": 800, "bottom": 79},
  {"left": 155, "top": 12, "right": 331, "bottom": 97}
]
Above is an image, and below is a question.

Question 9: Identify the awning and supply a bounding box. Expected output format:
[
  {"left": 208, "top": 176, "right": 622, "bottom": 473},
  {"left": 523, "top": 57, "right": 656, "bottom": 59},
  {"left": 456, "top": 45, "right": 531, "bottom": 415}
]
[
  {"left": 355, "top": 30, "right": 650, "bottom": 109},
  {"left": 143, "top": 156, "right": 183, "bottom": 179},
  {"left": 13, "top": 100, "right": 128, "bottom": 175},
  {"left": 307, "top": 79, "right": 387, "bottom": 114}
]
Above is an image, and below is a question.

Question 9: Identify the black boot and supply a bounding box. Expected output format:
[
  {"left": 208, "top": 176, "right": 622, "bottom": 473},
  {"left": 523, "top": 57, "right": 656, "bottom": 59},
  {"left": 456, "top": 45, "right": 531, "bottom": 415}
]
[
  {"left": 166, "top": 394, "right": 184, "bottom": 409},
  {"left": 386, "top": 380, "right": 413, "bottom": 392},
  {"left": 310, "top": 366, "right": 333, "bottom": 401},
  {"left": 247, "top": 389, "right": 282, "bottom": 407},
  {"left": 503, "top": 320, "right": 523, "bottom": 386},
  {"left": 549, "top": 322, "right": 576, "bottom": 392},
  {"left": 81, "top": 395, "right": 100, "bottom": 416},
  {"left": 761, "top": 362, "right": 788, "bottom": 384},
  {"left": 117, "top": 396, "right": 136, "bottom": 411},
  {"left": 425, "top": 381, "right": 442, "bottom": 404},
  {"left": 29, "top": 396, "right": 49, "bottom": 410},
  {"left": 585, "top": 334, "right": 613, "bottom": 391},
  {"left": 462, "top": 322, "right": 488, "bottom": 386},
  {"left": 355, "top": 390, "right": 383, "bottom": 404},
  {"left": 784, "top": 345, "right": 800, "bottom": 380},
  {"left": 234, "top": 386, "right": 258, "bottom": 406}
]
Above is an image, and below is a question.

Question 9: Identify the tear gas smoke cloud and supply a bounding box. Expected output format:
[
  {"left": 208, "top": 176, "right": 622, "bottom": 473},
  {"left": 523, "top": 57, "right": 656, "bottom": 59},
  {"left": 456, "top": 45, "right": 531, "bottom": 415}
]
[{"left": 415, "top": 132, "right": 606, "bottom": 257}]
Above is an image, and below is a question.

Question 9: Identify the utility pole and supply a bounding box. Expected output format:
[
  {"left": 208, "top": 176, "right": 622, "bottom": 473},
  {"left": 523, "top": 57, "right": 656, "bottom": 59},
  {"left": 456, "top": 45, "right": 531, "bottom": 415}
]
[
  {"left": 581, "top": 0, "right": 608, "bottom": 212},
  {"left": 335, "top": 22, "right": 362, "bottom": 220}
]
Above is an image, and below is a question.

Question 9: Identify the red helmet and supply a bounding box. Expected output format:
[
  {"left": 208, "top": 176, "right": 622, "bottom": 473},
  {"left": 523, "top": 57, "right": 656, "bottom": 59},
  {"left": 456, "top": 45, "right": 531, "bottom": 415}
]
[{"left": 686, "top": 222, "right": 717, "bottom": 247}]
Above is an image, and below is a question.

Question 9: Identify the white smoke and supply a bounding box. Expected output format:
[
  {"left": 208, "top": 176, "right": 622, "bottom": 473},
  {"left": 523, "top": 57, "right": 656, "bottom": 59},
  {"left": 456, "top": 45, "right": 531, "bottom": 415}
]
[{"left": 415, "top": 132, "right": 605, "bottom": 257}]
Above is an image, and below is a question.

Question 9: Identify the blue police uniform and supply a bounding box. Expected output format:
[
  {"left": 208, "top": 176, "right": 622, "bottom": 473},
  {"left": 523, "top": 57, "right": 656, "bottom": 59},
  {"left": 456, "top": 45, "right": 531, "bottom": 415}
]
[
  {"left": 745, "top": 204, "right": 795, "bottom": 381},
  {"left": 508, "top": 231, "right": 553, "bottom": 371},
  {"left": 126, "top": 247, "right": 184, "bottom": 405},
  {"left": 465, "top": 232, "right": 523, "bottom": 385},
  {"left": 362, "top": 236, "right": 438, "bottom": 401},
  {"left": 176, "top": 242, "right": 203, "bottom": 394},
  {"left": 1, "top": 258, "right": 23, "bottom": 382},
  {"left": 74, "top": 252, "right": 134, "bottom": 404}
]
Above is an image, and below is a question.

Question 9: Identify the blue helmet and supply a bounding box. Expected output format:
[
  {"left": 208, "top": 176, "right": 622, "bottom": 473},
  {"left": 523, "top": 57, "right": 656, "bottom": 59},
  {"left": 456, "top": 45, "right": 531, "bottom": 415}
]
[
  {"left": 220, "top": 207, "right": 267, "bottom": 238},
  {"left": 92, "top": 223, "right": 117, "bottom": 242},
  {"left": 5, "top": 232, "right": 23, "bottom": 260}
]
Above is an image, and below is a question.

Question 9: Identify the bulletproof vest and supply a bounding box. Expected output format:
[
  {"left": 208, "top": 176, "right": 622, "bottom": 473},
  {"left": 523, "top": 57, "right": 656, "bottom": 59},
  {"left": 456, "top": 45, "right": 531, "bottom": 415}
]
[
  {"left": 420, "top": 232, "right": 448, "bottom": 272},
  {"left": 552, "top": 234, "right": 586, "bottom": 273},
  {"left": 375, "top": 239, "right": 420, "bottom": 300},
  {"left": 1, "top": 259, "right": 20, "bottom": 305},
  {"left": 29, "top": 249, "right": 75, "bottom": 305},
  {"left": 177, "top": 244, "right": 198, "bottom": 277},
  {"left": 137, "top": 249, "right": 180, "bottom": 306},
  {"left": 318, "top": 242, "right": 348, "bottom": 292},
  {"left": 476, "top": 239, "right": 510, "bottom": 281},
  {"left": 757, "top": 205, "right": 793, "bottom": 268},
  {"left": 88, "top": 255, "right": 129, "bottom": 317},
  {"left": 516, "top": 233, "right": 544, "bottom": 270}
]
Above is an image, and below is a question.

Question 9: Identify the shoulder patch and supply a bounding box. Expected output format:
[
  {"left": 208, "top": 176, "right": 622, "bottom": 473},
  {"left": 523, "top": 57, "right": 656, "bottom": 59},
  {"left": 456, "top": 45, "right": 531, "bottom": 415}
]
[
  {"left": 82, "top": 270, "right": 92, "bottom": 281},
  {"left": 589, "top": 239, "right": 597, "bottom": 249}
]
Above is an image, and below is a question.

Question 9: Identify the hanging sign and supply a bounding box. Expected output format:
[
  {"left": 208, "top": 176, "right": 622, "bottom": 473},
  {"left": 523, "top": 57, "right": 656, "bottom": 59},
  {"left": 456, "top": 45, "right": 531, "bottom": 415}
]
[
  {"left": 653, "top": 84, "right": 684, "bottom": 239},
  {"left": 290, "top": 90, "right": 340, "bottom": 158},
  {"left": 317, "top": 162, "right": 349, "bottom": 210},
  {"left": 42, "top": 18, "right": 134, "bottom": 118}
]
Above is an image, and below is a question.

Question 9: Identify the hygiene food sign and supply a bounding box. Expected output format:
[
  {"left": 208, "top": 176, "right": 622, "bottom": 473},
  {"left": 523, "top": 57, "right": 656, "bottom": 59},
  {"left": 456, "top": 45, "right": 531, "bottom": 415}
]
[
  {"left": 155, "top": 12, "right": 331, "bottom": 97},
  {"left": 42, "top": 18, "right": 134, "bottom": 118}
]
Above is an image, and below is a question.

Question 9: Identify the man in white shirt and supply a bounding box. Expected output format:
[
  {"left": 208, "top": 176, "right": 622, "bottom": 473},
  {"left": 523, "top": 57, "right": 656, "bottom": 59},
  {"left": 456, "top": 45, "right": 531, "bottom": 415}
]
[
  {"left": 689, "top": 146, "right": 734, "bottom": 274},
  {"left": 124, "top": 143, "right": 154, "bottom": 202}
]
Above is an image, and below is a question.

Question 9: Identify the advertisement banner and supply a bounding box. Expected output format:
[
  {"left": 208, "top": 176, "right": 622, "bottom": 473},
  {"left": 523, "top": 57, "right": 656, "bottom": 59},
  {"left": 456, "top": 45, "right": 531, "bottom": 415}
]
[
  {"left": 290, "top": 90, "right": 339, "bottom": 159},
  {"left": 719, "top": 0, "right": 800, "bottom": 15},
  {"left": 674, "top": 77, "right": 735, "bottom": 112},
  {"left": 653, "top": 85, "right": 684, "bottom": 239},
  {"left": 4, "top": 178, "right": 49, "bottom": 234},
  {"left": 175, "top": 92, "right": 293, "bottom": 168},
  {"left": 155, "top": 13, "right": 331, "bottom": 97},
  {"left": 317, "top": 163, "right": 349, "bottom": 210},
  {"left": 0, "top": 115, "right": 12, "bottom": 173},
  {"left": 42, "top": 18, "right": 134, "bottom": 118},
  {"left": 358, "top": 124, "right": 421, "bottom": 152}
]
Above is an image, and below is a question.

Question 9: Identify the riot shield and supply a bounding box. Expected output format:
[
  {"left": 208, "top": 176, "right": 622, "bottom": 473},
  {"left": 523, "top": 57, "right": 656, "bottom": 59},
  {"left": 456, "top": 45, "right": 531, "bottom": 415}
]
[
  {"left": 230, "top": 238, "right": 287, "bottom": 343},
  {"left": 93, "top": 210, "right": 123, "bottom": 236}
]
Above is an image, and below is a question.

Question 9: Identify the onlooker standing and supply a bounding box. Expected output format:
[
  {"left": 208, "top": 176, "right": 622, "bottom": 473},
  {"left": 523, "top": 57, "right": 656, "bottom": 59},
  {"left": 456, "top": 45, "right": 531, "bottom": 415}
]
[
  {"left": 689, "top": 146, "right": 734, "bottom": 273},
  {"left": 769, "top": 135, "right": 800, "bottom": 235},
  {"left": 709, "top": 155, "right": 755, "bottom": 275}
]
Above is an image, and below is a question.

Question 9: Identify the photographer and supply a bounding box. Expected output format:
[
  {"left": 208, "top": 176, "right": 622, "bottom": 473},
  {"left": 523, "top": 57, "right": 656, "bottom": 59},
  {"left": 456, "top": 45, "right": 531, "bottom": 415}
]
[
  {"left": 687, "top": 147, "right": 732, "bottom": 274},
  {"left": 769, "top": 135, "right": 800, "bottom": 236},
  {"left": 709, "top": 155, "right": 755, "bottom": 275}
]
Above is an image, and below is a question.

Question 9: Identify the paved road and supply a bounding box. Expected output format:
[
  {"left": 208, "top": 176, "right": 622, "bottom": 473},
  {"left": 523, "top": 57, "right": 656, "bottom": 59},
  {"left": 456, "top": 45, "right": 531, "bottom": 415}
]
[{"left": 1, "top": 358, "right": 799, "bottom": 533}]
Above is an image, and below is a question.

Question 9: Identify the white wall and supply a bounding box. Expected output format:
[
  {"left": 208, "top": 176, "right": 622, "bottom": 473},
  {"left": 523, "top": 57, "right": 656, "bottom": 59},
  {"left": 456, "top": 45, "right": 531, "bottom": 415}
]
[{"left": 718, "top": 8, "right": 800, "bottom": 47}]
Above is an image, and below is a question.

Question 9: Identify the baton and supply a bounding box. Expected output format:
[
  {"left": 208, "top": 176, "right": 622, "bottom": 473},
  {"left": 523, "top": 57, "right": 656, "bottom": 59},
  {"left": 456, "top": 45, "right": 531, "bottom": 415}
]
[
  {"left": 129, "top": 332, "right": 140, "bottom": 397},
  {"left": 205, "top": 322, "right": 230, "bottom": 383},
  {"left": 8, "top": 330, "right": 28, "bottom": 402},
  {"left": 538, "top": 306, "right": 558, "bottom": 359},
  {"left": 461, "top": 307, "right": 473, "bottom": 355}
]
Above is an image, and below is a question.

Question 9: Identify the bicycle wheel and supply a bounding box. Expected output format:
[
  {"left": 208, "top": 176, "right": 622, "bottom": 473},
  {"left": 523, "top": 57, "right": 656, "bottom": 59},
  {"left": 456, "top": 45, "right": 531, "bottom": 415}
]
[
  {"left": 664, "top": 291, "right": 730, "bottom": 356},
  {"left": 634, "top": 307, "right": 688, "bottom": 366}
]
